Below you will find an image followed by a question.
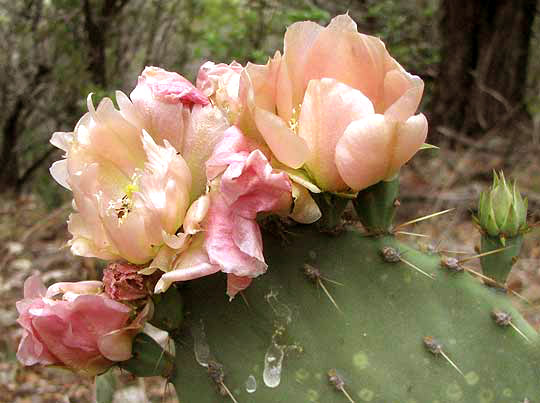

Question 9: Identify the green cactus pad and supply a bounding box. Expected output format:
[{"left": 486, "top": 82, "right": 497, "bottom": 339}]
[{"left": 171, "top": 227, "right": 540, "bottom": 402}]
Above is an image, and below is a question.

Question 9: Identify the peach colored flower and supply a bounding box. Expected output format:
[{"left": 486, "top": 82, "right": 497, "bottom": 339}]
[
  {"left": 50, "top": 67, "right": 228, "bottom": 265},
  {"left": 241, "top": 14, "right": 427, "bottom": 193},
  {"left": 16, "top": 275, "right": 149, "bottom": 375}
]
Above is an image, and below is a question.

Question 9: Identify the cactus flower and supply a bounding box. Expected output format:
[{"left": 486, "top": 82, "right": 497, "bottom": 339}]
[
  {"left": 154, "top": 126, "right": 292, "bottom": 298},
  {"left": 16, "top": 275, "right": 150, "bottom": 375},
  {"left": 196, "top": 61, "right": 244, "bottom": 122},
  {"left": 50, "top": 67, "right": 228, "bottom": 265},
  {"left": 241, "top": 14, "right": 427, "bottom": 193},
  {"left": 476, "top": 171, "right": 528, "bottom": 238}
]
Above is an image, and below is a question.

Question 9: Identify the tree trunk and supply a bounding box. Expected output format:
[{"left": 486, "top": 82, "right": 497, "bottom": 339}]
[
  {"left": 82, "top": 0, "right": 131, "bottom": 87},
  {"left": 432, "top": 0, "right": 537, "bottom": 137},
  {"left": 0, "top": 64, "right": 50, "bottom": 193}
]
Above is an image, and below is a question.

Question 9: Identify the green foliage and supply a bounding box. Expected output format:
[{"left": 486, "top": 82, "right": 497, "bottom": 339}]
[
  {"left": 191, "top": 0, "right": 329, "bottom": 67},
  {"left": 359, "top": 0, "right": 440, "bottom": 74},
  {"left": 167, "top": 227, "right": 539, "bottom": 402}
]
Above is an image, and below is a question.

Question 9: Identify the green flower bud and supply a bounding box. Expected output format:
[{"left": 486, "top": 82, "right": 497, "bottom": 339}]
[{"left": 476, "top": 171, "right": 528, "bottom": 238}]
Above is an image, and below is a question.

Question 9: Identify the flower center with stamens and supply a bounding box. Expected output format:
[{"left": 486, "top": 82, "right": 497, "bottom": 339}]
[
  {"left": 108, "top": 178, "right": 140, "bottom": 224},
  {"left": 288, "top": 104, "right": 302, "bottom": 134}
]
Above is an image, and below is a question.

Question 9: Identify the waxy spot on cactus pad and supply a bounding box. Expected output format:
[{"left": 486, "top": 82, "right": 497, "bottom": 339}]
[
  {"left": 478, "top": 388, "right": 495, "bottom": 403},
  {"left": 357, "top": 388, "right": 375, "bottom": 401},
  {"left": 464, "top": 371, "right": 479, "bottom": 385},
  {"left": 306, "top": 389, "right": 319, "bottom": 402},
  {"left": 502, "top": 388, "right": 513, "bottom": 397},
  {"left": 352, "top": 351, "right": 369, "bottom": 369},
  {"left": 245, "top": 374, "right": 257, "bottom": 394},
  {"left": 445, "top": 382, "right": 463, "bottom": 401},
  {"left": 265, "top": 290, "right": 292, "bottom": 324},
  {"left": 295, "top": 368, "right": 310, "bottom": 382}
]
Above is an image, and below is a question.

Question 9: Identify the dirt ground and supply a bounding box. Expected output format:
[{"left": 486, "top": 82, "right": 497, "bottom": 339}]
[{"left": 1, "top": 128, "right": 539, "bottom": 403}]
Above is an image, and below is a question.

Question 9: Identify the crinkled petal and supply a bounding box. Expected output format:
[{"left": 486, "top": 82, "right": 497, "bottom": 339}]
[
  {"left": 205, "top": 194, "right": 267, "bottom": 278},
  {"left": 220, "top": 150, "right": 292, "bottom": 218}
]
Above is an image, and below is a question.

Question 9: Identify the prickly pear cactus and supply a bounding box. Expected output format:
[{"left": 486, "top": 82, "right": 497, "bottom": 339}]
[{"left": 165, "top": 226, "right": 539, "bottom": 402}]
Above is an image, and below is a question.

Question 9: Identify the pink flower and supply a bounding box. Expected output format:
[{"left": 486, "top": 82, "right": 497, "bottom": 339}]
[
  {"left": 49, "top": 67, "right": 228, "bottom": 265},
  {"left": 205, "top": 127, "right": 292, "bottom": 297},
  {"left": 127, "top": 66, "right": 209, "bottom": 152},
  {"left": 196, "top": 61, "right": 244, "bottom": 122},
  {"left": 241, "top": 14, "right": 427, "bottom": 193},
  {"left": 16, "top": 275, "right": 149, "bottom": 376},
  {"left": 153, "top": 127, "right": 292, "bottom": 299},
  {"left": 103, "top": 261, "right": 158, "bottom": 301}
]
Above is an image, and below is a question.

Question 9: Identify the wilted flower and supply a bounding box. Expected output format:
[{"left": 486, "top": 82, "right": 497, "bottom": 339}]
[
  {"left": 476, "top": 171, "right": 528, "bottom": 238},
  {"left": 103, "top": 261, "right": 159, "bottom": 301},
  {"left": 154, "top": 126, "right": 292, "bottom": 298},
  {"left": 50, "top": 67, "right": 228, "bottom": 266},
  {"left": 241, "top": 14, "right": 427, "bottom": 194},
  {"left": 16, "top": 275, "right": 150, "bottom": 375}
]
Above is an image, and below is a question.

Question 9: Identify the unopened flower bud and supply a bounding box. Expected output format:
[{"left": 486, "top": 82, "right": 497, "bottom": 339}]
[{"left": 476, "top": 171, "right": 528, "bottom": 238}]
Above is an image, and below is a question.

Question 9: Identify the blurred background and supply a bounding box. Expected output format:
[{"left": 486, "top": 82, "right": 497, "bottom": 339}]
[{"left": 0, "top": 0, "right": 539, "bottom": 401}]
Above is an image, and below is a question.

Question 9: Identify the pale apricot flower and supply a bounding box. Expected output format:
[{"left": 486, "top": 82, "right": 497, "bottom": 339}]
[
  {"left": 50, "top": 67, "right": 228, "bottom": 266},
  {"left": 241, "top": 14, "right": 427, "bottom": 194}
]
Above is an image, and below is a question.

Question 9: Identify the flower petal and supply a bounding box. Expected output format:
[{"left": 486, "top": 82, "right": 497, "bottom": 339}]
[
  {"left": 283, "top": 20, "right": 324, "bottom": 106},
  {"left": 290, "top": 183, "right": 322, "bottom": 224},
  {"left": 335, "top": 114, "right": 392, "bottom": 191},
  {"left": 49, "top": 160, "right": 71, "bottom": 190},
  {"left": 383, "top": 71, "right": 424, "bottom": 122},
  {"left": 386, "top": 113, "right": 428, "bottom": 178},
  {"left": 298, "top": 78, "right": 374, "bottom": 191},
  {"left": 304, "top": 23, "right": 387, "bottom": 106},
  {"left": 254, "top": 107, "right": 308, "bottom": 169},
  {"left": 227, "top": 274, "right": 252, "bottom": 300}
]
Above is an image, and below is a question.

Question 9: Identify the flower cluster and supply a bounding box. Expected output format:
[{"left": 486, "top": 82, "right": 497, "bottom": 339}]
[{"left": 17, "top": 14, "right": 427, "bottom": 374}]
